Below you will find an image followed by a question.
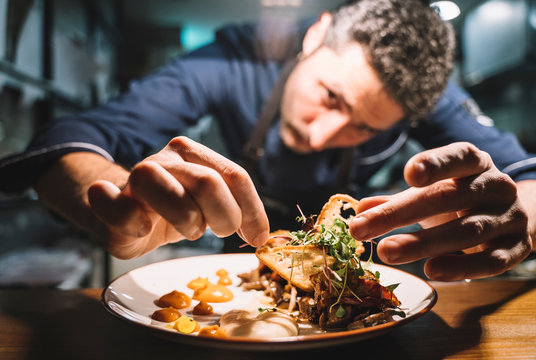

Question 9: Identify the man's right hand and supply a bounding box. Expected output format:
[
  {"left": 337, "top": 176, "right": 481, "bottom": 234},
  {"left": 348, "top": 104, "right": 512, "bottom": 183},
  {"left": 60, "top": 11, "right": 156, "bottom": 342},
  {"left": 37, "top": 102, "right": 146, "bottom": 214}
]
[
  {"left": 37, "top": 136, "right": 269, "bottom": 259},
  {"left": 88, "top": 136, "right": 269, "bottom": 259}
]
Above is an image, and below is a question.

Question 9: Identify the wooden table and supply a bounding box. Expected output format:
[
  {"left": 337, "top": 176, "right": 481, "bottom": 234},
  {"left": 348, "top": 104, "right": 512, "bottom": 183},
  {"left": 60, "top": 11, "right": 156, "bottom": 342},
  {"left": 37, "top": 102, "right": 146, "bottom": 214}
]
[{"left": 1, "top": 279, "right": 535, "bottom": 360}]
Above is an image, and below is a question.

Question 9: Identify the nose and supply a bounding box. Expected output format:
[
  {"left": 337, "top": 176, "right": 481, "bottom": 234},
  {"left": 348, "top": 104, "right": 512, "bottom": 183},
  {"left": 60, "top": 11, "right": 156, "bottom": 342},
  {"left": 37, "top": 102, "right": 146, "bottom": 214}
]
[{"left": 307, "top": 113, "right": 348, "bottom": 151}]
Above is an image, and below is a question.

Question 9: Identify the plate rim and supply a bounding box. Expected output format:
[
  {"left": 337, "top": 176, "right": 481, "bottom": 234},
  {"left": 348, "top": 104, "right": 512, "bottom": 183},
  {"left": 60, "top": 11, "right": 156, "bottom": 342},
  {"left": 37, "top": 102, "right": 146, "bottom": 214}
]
[{"left": 101, "top": 253, "right": 437, "bottom": 350}]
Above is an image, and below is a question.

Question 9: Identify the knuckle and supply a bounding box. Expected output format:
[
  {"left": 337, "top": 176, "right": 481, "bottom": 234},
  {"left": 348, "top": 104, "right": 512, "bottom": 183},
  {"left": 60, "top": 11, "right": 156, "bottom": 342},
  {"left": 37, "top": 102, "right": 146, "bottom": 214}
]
[
  {"left": 167, "top": 136, "right": 190, "bottom": 150},
  {"left": 496, "top": 174, "right": 517, "bottom": 198},
  {"left": 183, "top": 226, "right": 207, "bottom": 241},
  {"left": 130, "top": 161, "right": 147, "bottom": 174},
  {"left": 211, "top": 226, "right": 238, "bottom": 239},
  {"left": 128, "top": 172, "right": 146, "bottom": 195},
  {"left": 504, "top": 186, "right": 518, "bottom": 202},
  {"left": 167, "top": 136, "right": 195, "bottom": 157},
  {"left": 467, "top": 172, "right": 516, "bottom": 200},
  {"left": 467, "top": 179, "right": 486, "bottom": 197},
  {"left": 173, "top": 217, "right": 207, "bottom": 241},
  {"left": 221, "top": 163, "right": 250, "bottom": 185},
  {"left": 519, "top": 235, "right": 533, "bottom": 258},
  {"left": 429, "top": 179, "right": 457, "bottom": 203},
  {"left": 512, "top": 206, "right": 529, "bottom": 229},
  {"left": 188, "top": 169, "right": 221, "bottom": 195},
  {"left": 510, "top": 211, "right": 532, "bottom": 255},
  {"left": 209, "top": 211, "right": 242, "bottom": 238},
  {"left": 176, "top": 209, "right": 201, "bottom": 227},
  {"left": 460, "top": 142, "right": 493, "bottom": 169},
  {"left": 462, "top": 218, "right": 490, "bottom": 239},
  {"left": 488, "top": 249, "right": 511, "bottom": 275},
  {"left": 129, "top": 161, "right": 157, "bottom": 186},
  {"left": 460, "top": 142, "right": 480, "bottom": 161},
  {"left": 375, "top": 204, "right": 399, "bottom": 229}
]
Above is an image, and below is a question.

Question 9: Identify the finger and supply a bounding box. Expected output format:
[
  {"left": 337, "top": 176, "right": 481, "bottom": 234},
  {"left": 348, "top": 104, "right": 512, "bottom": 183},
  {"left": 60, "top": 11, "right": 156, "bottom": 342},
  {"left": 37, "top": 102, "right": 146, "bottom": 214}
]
[
  {"left": 405, "top": 142, "right": 494, "bottom": 187},
  {"left": 88, "top": 180, "right": 153, "bottom": 237},
  {"left": 162, "top": 161, "right": 243, "bottom": 238},
  {"left": 167, "top": 136, "right": 269, "bottom": 247},
  {"left": 350, "top": 184, "right": 456, "bottom": 241},
  {"left": 128, "top": 161, "right": 209, "bottom": 240},
  {"left": 349, "top": 173, "right": 517, "bottom": 242},
  {"left": 356, "top": 196, "right": 390, "bottom": 213},
  {"left": 423, "top": 235, "right": 532, "bottom": 281},
  {"left": 377, "top": 209, "right": 524, "bottom": 264}
]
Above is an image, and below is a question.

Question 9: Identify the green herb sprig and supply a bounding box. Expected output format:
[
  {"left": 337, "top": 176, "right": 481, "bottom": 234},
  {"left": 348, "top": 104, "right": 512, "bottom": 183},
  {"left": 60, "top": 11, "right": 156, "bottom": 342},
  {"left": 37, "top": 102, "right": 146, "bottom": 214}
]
[{"left": 288, "top": 213, "right": 376, "bottom": 318}]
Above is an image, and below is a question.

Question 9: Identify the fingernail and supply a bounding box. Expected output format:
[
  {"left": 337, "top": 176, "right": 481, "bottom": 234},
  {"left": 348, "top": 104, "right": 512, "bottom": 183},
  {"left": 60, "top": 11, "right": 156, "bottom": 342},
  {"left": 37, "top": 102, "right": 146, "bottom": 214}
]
[
  {"left": 251, "top": 231, "right": 268, "bottom": 247},
  {"left": 379, "top": 238, "right": 400, "bottom": 263},
  {"left": 424, "top": 260, "right": 444, "bottom": 281},
  {"left": 413, "top": 161, "right": 429, "bottom": 186},
  {"left": 350, "top": 216, "right": 369, "bottom": 239}
]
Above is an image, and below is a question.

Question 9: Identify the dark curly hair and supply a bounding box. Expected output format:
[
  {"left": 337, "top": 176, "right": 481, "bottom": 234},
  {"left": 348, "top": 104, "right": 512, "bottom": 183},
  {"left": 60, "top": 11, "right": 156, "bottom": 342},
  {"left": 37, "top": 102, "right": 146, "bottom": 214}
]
[{"left": 325, "top": 0, "right": 455, "bottom": 121}]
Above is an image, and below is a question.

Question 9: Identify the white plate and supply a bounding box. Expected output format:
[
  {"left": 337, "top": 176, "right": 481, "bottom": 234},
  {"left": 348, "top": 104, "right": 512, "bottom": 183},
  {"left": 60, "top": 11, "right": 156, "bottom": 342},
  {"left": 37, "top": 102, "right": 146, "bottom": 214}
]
[{"left": 102, "top": 253, "right": 436, "bottom": 350}]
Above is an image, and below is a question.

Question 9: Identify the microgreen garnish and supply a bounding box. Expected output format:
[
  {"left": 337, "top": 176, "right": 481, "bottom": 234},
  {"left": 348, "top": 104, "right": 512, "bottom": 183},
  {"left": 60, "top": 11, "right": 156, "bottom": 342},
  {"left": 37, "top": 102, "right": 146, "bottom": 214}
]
[
  {"left": 385, "top": 283, "right": 400, "bottom": 293},
  {"left": 385, "top": 283, "right": 400, "bottom": 302},
  {"left": 296, "top": 205, "right": 316, "bottom": 232},
  {"left": 288, "top": 212, "right": 380, "bottom": 318},
  {"left": 288, "top": 218, "right": 362, "bottom": 269}
]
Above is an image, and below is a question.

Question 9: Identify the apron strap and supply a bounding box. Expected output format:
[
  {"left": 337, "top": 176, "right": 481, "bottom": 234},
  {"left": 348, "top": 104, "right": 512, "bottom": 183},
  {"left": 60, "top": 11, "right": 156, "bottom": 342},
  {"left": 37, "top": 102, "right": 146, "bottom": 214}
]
[{"left": 242, "top": 58, "right": 297, "bottom": 175}]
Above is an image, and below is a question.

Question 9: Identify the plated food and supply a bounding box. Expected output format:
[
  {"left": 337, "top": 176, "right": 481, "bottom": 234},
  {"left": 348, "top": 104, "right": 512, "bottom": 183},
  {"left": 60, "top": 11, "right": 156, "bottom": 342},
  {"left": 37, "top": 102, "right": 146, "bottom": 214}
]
[
  {"left": 145, "top": 194, "right": 406, "bottom": 339},
  {"left": 102, "top": 194, "right": 437, "bottom": 349},
  {"left": 102, "top": 254, "right": 436, "bottom": 349},
  {"left": 240, "top": 194, "right": 405, "bottom": 332}
]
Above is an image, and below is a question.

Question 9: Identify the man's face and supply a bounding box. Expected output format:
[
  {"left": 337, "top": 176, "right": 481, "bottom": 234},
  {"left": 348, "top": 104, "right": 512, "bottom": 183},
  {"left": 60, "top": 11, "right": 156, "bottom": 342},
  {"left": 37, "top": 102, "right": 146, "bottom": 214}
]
[{"left": 279, "top": 41, "right": 405, "bottom": 153}]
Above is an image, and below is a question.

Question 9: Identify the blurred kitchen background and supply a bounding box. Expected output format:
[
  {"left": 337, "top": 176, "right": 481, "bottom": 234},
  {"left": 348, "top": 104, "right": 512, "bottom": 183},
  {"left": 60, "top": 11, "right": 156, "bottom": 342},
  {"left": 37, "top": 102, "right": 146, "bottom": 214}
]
[{"left": 0, "top": 0, "right": 535, "bottom": 288}]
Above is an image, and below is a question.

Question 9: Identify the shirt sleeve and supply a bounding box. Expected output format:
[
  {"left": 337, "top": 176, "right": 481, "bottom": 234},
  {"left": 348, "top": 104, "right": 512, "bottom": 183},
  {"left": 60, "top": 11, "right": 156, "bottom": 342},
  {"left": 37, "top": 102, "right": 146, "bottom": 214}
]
[
  {"left": 0, "top": 41, "right": 235, "bottom": 193},
  {"left": 410, "top": 81, "right": 536, "bottom": 182}
]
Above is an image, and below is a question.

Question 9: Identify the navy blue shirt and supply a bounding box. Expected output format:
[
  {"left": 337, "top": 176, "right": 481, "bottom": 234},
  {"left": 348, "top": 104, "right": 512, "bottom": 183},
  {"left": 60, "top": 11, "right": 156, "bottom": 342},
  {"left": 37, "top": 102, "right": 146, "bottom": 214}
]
[{"left": 1, "top": 19, "right": 535, "bottom": 226}]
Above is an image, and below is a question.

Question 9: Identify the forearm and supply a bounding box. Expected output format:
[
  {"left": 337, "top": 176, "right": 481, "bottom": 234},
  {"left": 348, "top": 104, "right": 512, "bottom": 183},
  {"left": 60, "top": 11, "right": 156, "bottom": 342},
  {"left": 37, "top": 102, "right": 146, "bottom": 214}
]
[
  {"left": 517, "top": 179, "right": 536, "bottom": 252},
  {"left": 33, "top": 152, "right": 129, "bottom": 234}
]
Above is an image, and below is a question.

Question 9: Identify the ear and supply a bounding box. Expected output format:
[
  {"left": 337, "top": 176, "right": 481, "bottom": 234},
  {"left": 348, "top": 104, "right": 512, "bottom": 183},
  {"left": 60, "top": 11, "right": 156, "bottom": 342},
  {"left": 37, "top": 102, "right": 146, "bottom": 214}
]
[{"left": 302, "top": 12, "right": 332, "bottom": 56}]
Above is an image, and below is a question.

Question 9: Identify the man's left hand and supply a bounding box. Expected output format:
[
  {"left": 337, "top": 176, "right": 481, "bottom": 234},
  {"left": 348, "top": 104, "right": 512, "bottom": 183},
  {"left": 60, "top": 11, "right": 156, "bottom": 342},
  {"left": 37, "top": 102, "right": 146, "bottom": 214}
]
[{"left": 349, "top": 142, "right": 533, "bottom": 281}]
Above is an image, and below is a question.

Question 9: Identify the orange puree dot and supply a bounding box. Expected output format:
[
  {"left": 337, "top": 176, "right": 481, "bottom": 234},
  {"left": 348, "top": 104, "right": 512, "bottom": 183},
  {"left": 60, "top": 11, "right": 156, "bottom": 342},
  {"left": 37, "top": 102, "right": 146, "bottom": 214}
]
[
  {"left": 151, "top": 307, "right": 181, "bottom": 322},
  {"left": 193, "top": 300, "right": 214, "bottom": 315},
  {"left": 193, "top": 282, "right": 233, "bottom": 303},
  {"left": 216, "top": 269, "right": 228, "bottom": 276},
  {"left": 217, "top": 275, "right": 232, "bottom": 286},
  {"left": 198, "top": 325, "right": 227, "bottom": 338},
  {"left": 157, "top": 290, "right": 191, "bottom": 309},
  {"left": 187, "top": 277, "right": 208, "bottom": 291}
]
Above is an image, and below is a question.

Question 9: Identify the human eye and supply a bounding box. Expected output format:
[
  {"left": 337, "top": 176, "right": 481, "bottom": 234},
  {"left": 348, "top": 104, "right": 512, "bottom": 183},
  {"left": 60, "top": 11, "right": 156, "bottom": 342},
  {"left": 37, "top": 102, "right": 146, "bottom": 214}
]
[{"left": 324, "top": 88, "right": 340, "bottom": 109}]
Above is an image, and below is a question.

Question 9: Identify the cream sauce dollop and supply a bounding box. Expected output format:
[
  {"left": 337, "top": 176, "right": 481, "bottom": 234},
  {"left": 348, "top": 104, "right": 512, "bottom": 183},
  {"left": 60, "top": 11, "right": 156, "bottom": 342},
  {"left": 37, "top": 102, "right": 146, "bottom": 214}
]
[{"left": 219, "top": 309, "right": 299, "bottom": 338}]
